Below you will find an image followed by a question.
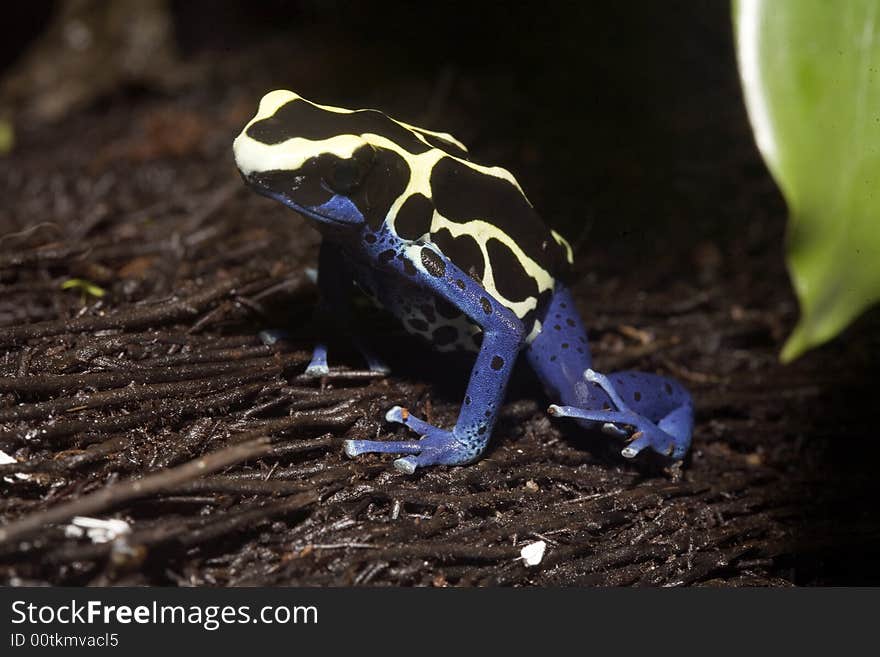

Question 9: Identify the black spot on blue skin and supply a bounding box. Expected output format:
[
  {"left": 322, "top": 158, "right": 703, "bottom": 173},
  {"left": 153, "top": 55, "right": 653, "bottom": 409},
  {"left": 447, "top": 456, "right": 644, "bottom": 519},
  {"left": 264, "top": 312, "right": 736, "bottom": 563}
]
[
  {"left": 435, "top": 297, "right": 462, "bottom": 319},
  {"left": 665, "top": 383, "right": 673, "bottom": 395},
  {"left": 562, "top": 343, "right": 569, "bottom": 349},
  {"left": 465, "top": 396, "right": 471, "bottom": 405},
  {"left": 550, "top": 355, "right": 557, "bottom": 362},
  {"left": 634, "top": 391, "right": 642, "bottom": 401},
  {"left": 455, "top": 279, "right": 466, "bottom": 290},
  {"left": 403, "top": 259, "right": 417, "bottom": 276},
  {"left": 421, "top": 248, "right": 446, "bottom": 277},
  {"left": 484, "top": 410, "right": 491, "bottom": 417},
  {"left": 364, "top": 233, "right": 377, "bottom": 244},
  {"left": 394, "top": 193, "right": 434, "bottom": 240},
  {"left": 480, "top": 297, "right": 492, "bottom": 314},
  {"left": 486, "top": 238, "right": 539, "bottom": 302},
  {"left": 579, "top": 336, "right": 587, "bottom": 344},
  {"left": 408, "top": 318, "right": 429, "bottom": 332},
  {"left": 554, "top": 324, "right": 561, "bottom": 330},
  {"left": 379, "top": 249, "right": 395, "bottom": 263},
  {"left": 431, "top": 228, "right": 485, "bottom": 282},
  {"left": 477, "top": 426, "right": 487, "bottom": 435},
  {"left": 432, "top": 325, "right": 457, "bottom": 345},
  {"left": 490, "top": 355, "right": 504, "bottom": 370},
  {"left": 566, "top": 318, "right": 575, "bottom": 327},
  {"left": 429, "top": 156, "right": 572, "bottom": 281}
]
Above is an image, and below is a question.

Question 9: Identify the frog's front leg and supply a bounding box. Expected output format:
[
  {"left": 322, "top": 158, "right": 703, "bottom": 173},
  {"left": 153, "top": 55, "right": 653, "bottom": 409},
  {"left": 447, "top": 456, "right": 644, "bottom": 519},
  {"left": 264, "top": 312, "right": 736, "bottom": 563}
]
[
  {"left": 344, "top": 243, "right": 526, "bottom": 473},
  {"left": 305, "top": 240, "right": 389, "bottom": 376}
]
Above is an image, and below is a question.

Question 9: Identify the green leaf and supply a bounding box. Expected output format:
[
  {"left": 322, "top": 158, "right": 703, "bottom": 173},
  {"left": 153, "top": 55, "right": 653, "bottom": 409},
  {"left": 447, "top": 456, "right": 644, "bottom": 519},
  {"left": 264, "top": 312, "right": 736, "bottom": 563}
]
[
  {"left": 734, "top": 0, "right": 880, "bottom": 362},
  {"left": 61, "top": 278, "right": 106, "bottom": 299},
  {"left": 0, "top": 119, "right": 12, "bottom": 156}
]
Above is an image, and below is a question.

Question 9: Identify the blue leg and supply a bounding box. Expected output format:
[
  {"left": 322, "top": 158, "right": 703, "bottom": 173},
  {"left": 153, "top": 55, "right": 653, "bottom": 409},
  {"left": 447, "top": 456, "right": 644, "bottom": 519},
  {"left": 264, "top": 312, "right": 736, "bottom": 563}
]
[
  {"left": 344, "top": 242, "right": 525, "bottom": 473},
  {"left": 527, "top": 285, "right": 694, "bottom": 460},
  {"left": 305, "top": 241, "right": 389, "bottom": 376}
]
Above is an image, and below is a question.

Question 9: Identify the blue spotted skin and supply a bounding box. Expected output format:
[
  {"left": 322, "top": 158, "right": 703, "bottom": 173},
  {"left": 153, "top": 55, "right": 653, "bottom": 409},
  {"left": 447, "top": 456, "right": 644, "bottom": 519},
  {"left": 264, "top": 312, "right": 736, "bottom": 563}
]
[{"left": 233, "top": 90, "right": 694, "bottom": 472}]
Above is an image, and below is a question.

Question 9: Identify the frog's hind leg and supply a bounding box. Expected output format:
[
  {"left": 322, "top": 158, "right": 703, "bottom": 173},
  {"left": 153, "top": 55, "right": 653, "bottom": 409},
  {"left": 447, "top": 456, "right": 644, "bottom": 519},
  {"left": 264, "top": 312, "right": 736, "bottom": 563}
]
[
  {"left": 526, "top": 284, "right": 693, "bottom": 460},
  {"left": 549, "top": 369, "right": 693, "bottom": 460}
]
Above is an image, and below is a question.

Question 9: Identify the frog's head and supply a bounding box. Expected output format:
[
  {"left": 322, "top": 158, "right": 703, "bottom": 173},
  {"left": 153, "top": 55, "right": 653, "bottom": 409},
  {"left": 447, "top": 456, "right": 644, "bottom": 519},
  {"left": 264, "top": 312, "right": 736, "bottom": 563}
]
[{"left": 233, "top": 90, "right": 413, "bottom": 232}]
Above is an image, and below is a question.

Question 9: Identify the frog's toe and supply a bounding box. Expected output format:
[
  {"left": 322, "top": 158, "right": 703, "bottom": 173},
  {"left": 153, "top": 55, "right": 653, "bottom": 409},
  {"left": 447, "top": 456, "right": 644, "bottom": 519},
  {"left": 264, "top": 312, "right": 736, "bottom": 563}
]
[
  {"left": 343, "top": 438, "right": 421, "bottom": 457},
  {"left": 548, "top": 404, "right": 685, "bottom": 460},
  {"left": 344, "top": 407, "right": 477, "bottom": 472},
  {"left": 384, "top": 405, "right": 435, "bottom": 434}
]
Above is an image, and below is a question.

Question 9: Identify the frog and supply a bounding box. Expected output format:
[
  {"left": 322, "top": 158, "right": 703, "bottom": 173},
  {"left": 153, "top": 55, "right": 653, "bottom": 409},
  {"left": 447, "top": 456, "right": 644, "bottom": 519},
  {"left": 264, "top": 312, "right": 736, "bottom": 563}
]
[{"left": 233, "top": 90, "right": 694, "bottom": 474}]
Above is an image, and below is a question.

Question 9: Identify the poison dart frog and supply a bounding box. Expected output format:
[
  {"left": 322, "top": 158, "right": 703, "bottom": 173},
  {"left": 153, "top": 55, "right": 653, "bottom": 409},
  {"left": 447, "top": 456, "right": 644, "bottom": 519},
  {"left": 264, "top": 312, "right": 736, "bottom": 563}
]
[{"left": 233, "top": 90, "right": 694, "bottom": 473}]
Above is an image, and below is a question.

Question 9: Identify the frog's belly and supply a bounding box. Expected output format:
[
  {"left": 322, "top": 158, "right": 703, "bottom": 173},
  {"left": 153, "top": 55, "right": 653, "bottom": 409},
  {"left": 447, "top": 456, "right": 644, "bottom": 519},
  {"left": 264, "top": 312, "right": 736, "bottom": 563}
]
[{"left": 351, "top": 265, "right": 481, "bottom": 353}]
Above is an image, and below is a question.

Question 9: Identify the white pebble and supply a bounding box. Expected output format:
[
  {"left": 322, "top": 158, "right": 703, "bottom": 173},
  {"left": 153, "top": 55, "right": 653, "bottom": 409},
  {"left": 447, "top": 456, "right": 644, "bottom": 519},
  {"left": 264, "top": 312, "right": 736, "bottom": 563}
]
[
  {"left": 520, "top": 540, "right": 546, "bottom": 567},
  {"left": 64, "top": 516, "right": 131, "bottom": 543}
]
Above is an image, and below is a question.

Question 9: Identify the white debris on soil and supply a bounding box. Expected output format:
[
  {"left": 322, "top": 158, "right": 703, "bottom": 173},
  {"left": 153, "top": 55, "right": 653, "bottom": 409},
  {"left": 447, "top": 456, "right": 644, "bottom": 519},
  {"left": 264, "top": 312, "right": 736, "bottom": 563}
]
[
  {"left": 0, "top": 450, "right": 31, "bottom": 482},
  {"left": 64, "top": 516, "right": 132, "bottom": 543},
  {"left": 520, "top": 540, "right": 547, "bottom": 567}
]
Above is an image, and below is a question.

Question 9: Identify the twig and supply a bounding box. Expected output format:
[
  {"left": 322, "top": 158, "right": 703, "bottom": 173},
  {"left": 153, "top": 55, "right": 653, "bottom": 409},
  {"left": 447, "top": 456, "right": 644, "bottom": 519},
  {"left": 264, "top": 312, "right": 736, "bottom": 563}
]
[{"left": 0, "top": 438, "right": 272, "bottom": 546}]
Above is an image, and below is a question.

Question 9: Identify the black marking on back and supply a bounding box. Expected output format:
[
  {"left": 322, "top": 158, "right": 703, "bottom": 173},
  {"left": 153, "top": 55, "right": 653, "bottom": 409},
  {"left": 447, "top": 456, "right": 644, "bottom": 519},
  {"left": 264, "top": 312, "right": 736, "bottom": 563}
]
[
  {"left": 394, "top": 193, "right": 434, "bottom": 240},
  {"left": 430, "top": 228, "right": 485, "bottom": 282},
  {"left": 522, "top": 288, "right": 553, "bottom": 337},
  {"left": 247, "top": 100, "right": 432, "bottom": 154},
  {"left": 485, "top": 237, "right": 539, "bottom": 302},
  {"left": 430, "top": 157, "right": 570, "bottom": 280},
  {"left": 410, "top": 130, "right": 469, "bottom": 159}
]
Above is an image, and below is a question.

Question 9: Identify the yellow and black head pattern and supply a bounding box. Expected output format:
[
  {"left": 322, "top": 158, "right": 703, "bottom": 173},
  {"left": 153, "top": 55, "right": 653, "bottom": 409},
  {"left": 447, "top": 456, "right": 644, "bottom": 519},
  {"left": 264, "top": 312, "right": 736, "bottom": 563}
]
[{"left": 233, "top": 90, "right": 574, "bottom": 335}]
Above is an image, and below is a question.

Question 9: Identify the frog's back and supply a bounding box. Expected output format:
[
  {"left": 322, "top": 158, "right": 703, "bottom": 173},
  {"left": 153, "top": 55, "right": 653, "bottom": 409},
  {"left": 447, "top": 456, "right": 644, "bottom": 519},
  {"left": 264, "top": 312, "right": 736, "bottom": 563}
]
[{"left": 383, "top": 139, "right": 574, "bottom": 337}]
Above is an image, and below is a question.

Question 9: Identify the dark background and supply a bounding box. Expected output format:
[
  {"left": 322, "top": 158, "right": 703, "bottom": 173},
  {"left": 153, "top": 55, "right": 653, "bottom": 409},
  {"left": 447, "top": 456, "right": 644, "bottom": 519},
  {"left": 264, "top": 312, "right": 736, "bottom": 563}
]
[{"left": 1, "top": 0, "right": 759, "bottom": 251}]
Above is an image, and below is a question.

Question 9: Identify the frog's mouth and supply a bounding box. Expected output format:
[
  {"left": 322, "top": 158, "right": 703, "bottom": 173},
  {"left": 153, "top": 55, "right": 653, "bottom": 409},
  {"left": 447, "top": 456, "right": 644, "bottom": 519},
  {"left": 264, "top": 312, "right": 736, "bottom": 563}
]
[{"left": 244, "top": 172, "right": 364, "bottom": 226}]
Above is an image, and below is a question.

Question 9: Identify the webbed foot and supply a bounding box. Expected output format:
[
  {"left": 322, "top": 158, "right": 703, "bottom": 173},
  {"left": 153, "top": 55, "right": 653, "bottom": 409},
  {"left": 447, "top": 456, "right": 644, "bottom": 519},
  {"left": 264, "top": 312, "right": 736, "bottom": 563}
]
[{"left": 344, "top": 406, "right": 478, "bottom": 473}]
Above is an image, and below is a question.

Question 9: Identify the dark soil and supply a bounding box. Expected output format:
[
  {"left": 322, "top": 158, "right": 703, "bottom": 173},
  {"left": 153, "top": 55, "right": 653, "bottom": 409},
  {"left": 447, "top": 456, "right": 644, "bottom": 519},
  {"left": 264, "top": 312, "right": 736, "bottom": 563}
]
[{"left": 0, "top": 3, "right": 878, "bottom": 586}]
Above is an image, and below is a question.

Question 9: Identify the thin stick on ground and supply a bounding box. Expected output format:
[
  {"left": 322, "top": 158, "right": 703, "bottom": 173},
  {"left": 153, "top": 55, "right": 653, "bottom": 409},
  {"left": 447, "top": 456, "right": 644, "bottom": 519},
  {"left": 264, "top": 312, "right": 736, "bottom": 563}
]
[{"left": 0, "top": 438, "right": 272, "bottom": 546}]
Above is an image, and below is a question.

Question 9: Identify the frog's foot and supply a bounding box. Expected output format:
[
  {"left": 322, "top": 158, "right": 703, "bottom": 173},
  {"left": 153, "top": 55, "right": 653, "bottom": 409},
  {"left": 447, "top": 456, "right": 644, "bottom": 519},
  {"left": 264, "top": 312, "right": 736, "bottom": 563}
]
[
  {"left": 259, "top": 329, "right": 291, "bottom": 346},
  {"left": 548, "top": 369, "right": 689, "bottom": 460},
  {"left": 305, "top": 342, "right": 330, "bottom": 376},
  {"left": 353, "top": 337, "right": 390, "bottom": 374},
  {"left": 344, "top": 406, "right": 477, "bottom": 473},
  {"left": 301, "top": 340, "right": 389, "bottom": 376}
]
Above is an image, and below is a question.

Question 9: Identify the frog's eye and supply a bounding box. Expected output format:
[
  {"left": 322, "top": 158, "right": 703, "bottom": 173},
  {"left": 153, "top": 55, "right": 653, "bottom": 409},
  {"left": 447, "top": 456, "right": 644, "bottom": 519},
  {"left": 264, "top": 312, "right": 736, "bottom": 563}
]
[
  {"left": 324, "top": 145, "right": 376, "bottom": 195},
  {"left": 327, "top": 160, "right": 362, "bottom": 194}
]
